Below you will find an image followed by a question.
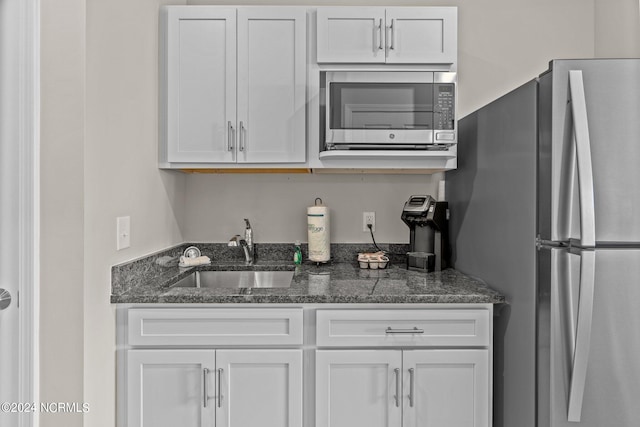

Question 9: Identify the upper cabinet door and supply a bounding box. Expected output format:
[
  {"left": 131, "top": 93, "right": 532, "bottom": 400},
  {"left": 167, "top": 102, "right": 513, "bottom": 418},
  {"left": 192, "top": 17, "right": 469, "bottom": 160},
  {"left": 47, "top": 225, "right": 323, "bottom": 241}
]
[
  {"left": 164, "top": 7, "right": 236, "bottom": 163},
  {"left": 236, "top": 8, "right": 307, "bottom": 163},
  {"left": 385, "top": 7, "right": 457, "bottom": 64},
  {"left": 316, "top": 7, "right": 457, "bottom": 65},
  {"left": 316, "top": 7, "right": 386, "bottom": 63}
]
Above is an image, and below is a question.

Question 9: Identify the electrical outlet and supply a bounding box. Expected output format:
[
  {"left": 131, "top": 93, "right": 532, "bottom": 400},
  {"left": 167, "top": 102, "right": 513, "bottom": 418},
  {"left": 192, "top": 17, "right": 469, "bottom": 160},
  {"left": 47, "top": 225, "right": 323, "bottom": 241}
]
[
  {"left": 117, "top": 216, "right": 131, "bottom": 250},
  {"left": 363, "top": 211, "right": 375, "bottom": 232}
]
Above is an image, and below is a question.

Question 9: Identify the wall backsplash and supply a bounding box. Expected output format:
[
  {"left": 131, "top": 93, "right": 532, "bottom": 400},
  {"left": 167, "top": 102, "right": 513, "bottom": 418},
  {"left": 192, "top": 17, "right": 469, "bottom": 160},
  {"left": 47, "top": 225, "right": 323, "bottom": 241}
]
[{"left": 182, "top": 172, "right": 443, "bottom": 244}]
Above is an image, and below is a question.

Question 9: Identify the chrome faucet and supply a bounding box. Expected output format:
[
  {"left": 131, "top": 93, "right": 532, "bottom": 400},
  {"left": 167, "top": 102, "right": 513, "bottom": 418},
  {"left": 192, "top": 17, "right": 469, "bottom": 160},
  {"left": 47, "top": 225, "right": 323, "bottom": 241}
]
[
  {"left": 243, "top": 218, "right": 253, "bottom": 255},
  {"left": 228, "top": 219, "right": 254, "bottom": 264}
]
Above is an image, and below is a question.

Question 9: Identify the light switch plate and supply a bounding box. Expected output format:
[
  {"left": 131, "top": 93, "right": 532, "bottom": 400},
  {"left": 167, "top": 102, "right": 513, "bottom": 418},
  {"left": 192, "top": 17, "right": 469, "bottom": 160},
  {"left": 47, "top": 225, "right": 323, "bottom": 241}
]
[{"left": 116, "top": 216, "right": 130, "bottom": 250}]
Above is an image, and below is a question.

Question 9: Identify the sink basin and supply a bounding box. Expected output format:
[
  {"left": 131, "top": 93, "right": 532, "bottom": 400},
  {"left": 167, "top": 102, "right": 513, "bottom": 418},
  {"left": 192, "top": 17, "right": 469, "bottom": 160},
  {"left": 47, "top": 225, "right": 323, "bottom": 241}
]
[{"left": 171, "top": 269, "right": 294, "bottom": 289}]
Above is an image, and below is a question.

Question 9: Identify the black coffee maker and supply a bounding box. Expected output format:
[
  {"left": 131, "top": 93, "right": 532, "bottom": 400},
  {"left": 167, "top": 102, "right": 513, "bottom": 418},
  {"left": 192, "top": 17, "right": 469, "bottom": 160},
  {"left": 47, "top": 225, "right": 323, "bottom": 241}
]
[{"left": 401, "top": 195, "right": 450, "bottom": 272}]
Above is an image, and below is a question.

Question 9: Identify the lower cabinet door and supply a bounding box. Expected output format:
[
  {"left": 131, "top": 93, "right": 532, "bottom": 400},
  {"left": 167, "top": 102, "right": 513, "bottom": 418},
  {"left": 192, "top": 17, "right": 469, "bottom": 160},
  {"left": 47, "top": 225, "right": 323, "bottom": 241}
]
[
  {"left": 127, "top": 350, "right": 216, "bottom": 427},
  {"left": 403, "top": 350, "right": 489, "bottom": 427},
  {"left": 215, "top": 349, "right": 303, "bottom": 427},
  {"left": 316, "top": 350, "right": 403, "bottom": 427}
]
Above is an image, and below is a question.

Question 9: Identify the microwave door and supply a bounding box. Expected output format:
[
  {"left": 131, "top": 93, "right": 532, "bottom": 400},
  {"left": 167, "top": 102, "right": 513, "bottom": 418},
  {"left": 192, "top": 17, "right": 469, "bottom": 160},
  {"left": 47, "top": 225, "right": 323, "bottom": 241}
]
[{"left": 326, "top": 81, "right": 434, "bottom": 147}]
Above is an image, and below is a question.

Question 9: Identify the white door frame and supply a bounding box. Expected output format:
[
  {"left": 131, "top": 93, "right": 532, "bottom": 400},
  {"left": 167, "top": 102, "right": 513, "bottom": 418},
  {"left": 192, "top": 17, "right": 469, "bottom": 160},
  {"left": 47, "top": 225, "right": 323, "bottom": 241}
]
[{"left": 16, "top": 0, "right": 40, "bottom": 425}]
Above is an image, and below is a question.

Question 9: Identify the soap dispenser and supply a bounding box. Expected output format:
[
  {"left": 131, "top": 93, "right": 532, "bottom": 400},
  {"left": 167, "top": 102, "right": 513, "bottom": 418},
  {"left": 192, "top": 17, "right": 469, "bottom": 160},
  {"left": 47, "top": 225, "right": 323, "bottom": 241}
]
[{"left": 294, "top": 241, "right": 302, "bottom": 265}]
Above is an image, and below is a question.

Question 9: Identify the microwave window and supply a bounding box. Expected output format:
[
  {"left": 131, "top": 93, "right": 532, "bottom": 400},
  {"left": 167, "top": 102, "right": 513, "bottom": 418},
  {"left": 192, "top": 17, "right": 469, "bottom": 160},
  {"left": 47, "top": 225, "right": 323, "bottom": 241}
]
[{"left": 329, "top": 83, "right": 434, "bottom": 130}]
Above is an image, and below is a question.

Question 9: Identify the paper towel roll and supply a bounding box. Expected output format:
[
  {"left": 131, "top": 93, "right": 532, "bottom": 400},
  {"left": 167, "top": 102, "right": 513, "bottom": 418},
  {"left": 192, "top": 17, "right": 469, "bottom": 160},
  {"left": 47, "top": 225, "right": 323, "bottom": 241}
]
[
  {"left": 438, "top": 180, "right": 446, "bottom": 201},
  {"left": 307, "top": 203, "right": 330, "bottom": 262}
]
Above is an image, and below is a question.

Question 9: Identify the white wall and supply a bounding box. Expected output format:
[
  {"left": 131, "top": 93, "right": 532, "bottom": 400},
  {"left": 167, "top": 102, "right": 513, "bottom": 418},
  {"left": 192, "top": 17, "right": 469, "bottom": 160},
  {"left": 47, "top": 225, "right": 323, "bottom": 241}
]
[{"left": 45, "top": 1, "right": 601, "bottom": 427}]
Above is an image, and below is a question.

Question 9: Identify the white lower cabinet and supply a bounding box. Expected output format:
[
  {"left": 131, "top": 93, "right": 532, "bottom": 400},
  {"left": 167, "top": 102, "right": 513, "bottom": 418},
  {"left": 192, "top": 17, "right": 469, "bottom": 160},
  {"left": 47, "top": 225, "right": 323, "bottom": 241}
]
[
  {"left": 127, "top": 350, "right": 215, "bottom": 427},
  {"left": 316, "top": 350, "right": 402, "bottom": 427},
  {"left": 316, "top": 349, "right": 488, "bottom": 427},
  {"left": 119, "top": 306, "right": 492, "bottom": 427},
  {"left": 315, "top": 308, "right": 491, "bottom": 427},
  {"left": 216, "top": 350, "right": 302, "bottom": 427},
  {"left": 402, "top": 350, "right": 489, "bottom": 427},
  {"left": 127, "top": 349, "right": 302, "bottom": 427}
]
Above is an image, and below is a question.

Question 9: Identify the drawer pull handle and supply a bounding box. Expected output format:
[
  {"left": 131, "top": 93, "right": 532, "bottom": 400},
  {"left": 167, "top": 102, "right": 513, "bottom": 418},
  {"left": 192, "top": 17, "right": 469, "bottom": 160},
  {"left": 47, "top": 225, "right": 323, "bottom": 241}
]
[{"left": 385, "top": 327, "right": 424, "bottom": 334}]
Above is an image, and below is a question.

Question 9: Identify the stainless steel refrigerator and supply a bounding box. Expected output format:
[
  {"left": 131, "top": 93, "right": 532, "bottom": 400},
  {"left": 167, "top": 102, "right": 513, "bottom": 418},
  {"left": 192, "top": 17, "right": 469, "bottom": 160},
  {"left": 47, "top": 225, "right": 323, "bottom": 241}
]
[{"left": 446, "top": 59, "right": 640, "bottom": 427}]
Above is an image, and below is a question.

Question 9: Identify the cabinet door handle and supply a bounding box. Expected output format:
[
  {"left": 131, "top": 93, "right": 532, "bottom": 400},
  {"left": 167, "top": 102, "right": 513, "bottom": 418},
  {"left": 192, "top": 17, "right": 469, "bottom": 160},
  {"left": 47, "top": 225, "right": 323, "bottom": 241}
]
[
  {"left": 385, "top": 327, "right": 424, "bottom": 334},
  {"left": 203, "top": 368, "right": 210, "bottom": 408},
  {"left": 389, "top": 19, "right": 395, "bottom": 50},
  {"left": 393, "top": 368, "right": 400, "bottom": 407},
  {"left": 239, "top": 121, "right": 245, "bottom": 152},
  {"left": 227, "top": 121, "right": 234, "bottom": 151},
  {"left": 408, "top": 368, "right": 415, "bottom": 407},
  {"left": 377, "top": 19, "right": 383, "bottom": 50},
  {"left": 217, "top": 368, "right": 223, "bottom": 408}
]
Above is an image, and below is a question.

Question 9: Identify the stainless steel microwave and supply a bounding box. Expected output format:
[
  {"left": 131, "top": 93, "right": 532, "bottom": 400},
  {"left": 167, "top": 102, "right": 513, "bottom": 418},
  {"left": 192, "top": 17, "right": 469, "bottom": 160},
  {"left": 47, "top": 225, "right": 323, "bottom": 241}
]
[{"left": 323, "top": 71, "right": 456, "bottom": 150}]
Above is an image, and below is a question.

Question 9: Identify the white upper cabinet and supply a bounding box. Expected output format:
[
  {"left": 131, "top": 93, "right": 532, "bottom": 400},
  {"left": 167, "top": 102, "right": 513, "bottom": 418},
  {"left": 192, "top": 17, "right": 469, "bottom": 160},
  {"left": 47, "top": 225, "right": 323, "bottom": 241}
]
[
  {"left": 162, "top": 7, "right": 237, "bottom": 164},
  {"left": 316, "top": 8, "right": 387, "bottom": 63},
  {"left": 316, "top": 7, "right": 457, "bottom": 65},
  {"left": 237, "top": 8, "right": 306, "bottom": 163},
  {"left": 160, "top": 6, "right": 306, "bottom": 167},
  {"left": 385, "top": 8, "right": 457, "bottom": 65}
]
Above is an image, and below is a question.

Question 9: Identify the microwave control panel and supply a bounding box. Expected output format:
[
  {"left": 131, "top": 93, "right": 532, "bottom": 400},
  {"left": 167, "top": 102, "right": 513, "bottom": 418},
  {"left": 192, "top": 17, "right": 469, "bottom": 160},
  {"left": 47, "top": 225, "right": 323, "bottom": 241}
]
[{"left": 434, "top": 83, "right": 456, "bottom": 130}]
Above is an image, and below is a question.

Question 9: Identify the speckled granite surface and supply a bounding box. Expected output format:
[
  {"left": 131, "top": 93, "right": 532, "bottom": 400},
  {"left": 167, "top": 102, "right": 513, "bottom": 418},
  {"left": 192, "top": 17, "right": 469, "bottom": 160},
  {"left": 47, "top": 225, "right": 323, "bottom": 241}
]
[{"left": 111, "top": 243, "right": 504, "bottom": 304}]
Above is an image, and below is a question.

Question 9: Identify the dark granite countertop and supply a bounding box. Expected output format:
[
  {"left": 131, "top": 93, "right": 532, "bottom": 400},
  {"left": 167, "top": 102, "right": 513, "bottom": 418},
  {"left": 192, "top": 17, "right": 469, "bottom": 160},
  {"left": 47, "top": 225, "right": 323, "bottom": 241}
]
[{"left": 111, "top": 244, "right": 504, "bottom": 304}]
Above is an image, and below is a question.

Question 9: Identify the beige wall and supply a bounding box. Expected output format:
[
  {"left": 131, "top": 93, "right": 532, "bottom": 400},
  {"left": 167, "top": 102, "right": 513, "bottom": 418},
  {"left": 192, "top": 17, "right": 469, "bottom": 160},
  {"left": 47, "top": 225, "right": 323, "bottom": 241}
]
[
  {"left": 38, "top": 1, "right": 602, "bottom": 426},
  {"left": 84, "top": 1, "right": 187, "bottom": 426},
  {"left": 183, "top": 173, "right": 442, "bottom": 243},
  {"left": 40, "top": 0, "right": 86, "bottom": 426},
  {"left": 595, "top": 0, "right": 640, "bottom": 57}
]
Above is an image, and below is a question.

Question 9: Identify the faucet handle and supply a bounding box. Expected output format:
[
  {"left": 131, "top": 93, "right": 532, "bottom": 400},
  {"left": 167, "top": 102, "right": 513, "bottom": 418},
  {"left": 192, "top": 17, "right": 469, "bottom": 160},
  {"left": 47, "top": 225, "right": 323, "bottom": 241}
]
[{"left": 228, "top": 235, "right": 242, "bottom": 247}]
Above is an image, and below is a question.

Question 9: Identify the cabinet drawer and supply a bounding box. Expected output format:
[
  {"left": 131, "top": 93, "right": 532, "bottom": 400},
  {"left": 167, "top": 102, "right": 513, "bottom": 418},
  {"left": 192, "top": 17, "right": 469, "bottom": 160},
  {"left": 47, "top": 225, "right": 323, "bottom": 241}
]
[
  {"left": 316, "top": 309, "right": 489, "bottom": 347},
  {"left": 127, "top": 308, "right": 303, "bottom": 346}
]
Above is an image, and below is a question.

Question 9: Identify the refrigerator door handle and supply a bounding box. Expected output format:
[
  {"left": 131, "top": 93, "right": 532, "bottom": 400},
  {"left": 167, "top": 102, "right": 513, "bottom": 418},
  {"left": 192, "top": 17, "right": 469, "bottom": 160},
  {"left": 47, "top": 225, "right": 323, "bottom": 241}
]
[
  {"left": 567, "top": 249, "right": 596, "bottom": 422},
  {"left": 568, "top": 70, "right": 596, "bottom": 247}
]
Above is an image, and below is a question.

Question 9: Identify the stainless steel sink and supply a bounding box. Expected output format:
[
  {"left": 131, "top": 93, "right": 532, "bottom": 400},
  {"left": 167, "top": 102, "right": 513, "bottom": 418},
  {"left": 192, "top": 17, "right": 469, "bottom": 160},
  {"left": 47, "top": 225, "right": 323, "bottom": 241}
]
[{"left": 171, "top": 270, "right": 294, "bottom": 289}]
